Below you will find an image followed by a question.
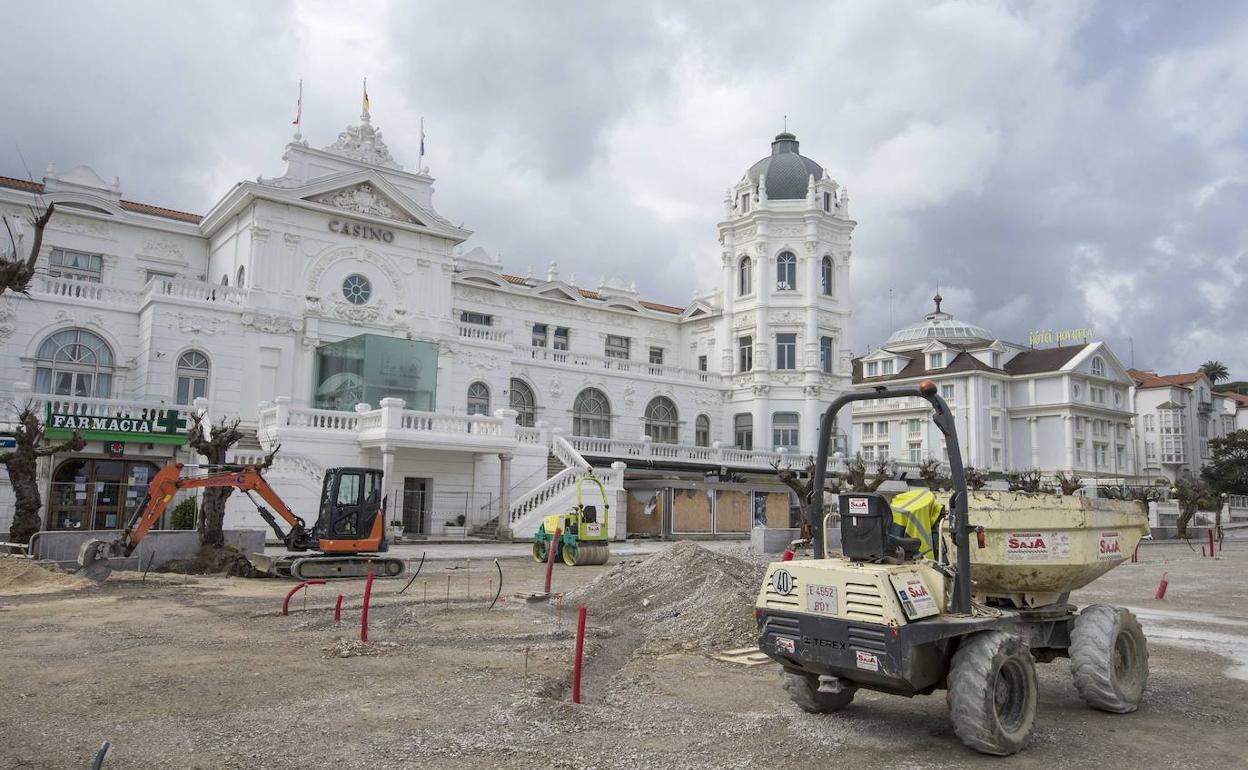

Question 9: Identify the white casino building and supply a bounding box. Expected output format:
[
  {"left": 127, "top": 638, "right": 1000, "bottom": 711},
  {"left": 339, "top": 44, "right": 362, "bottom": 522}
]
[{"left": 0, "top": 109, "right": 856, "bottom": 540}]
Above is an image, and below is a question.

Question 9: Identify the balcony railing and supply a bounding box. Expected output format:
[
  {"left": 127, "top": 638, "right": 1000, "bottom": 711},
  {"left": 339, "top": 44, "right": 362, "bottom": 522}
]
[
  {"left": 519, "top": 345, "right": 721, "bottom": 386},
  {"left": 256, "top": 399, "right": 516, "bottom": 449},
  {"left": 458, "top": 323, "right": 510, "bottom": 344},
  {"left": 31, "top": 275, "right": 248, "bottom": 309}
]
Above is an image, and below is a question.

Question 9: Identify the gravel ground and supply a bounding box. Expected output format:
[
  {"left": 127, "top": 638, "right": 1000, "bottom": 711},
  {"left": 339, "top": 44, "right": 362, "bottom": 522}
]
[{"left": 0, "top": 542, "right": 1245, "bottom": 768}]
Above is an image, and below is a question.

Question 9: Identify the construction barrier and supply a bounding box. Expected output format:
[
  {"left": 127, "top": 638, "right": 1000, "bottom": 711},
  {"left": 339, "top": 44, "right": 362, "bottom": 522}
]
[
  {"left": 282, "top": 579, "right": 326, "bottom": 616},
  {"left": 1155, "top": 571, "right": 1169, "bottom": 600},
  {"left": 361, "top": 571, "right": 375, "bottom": 642},
  {"left": 334, "top": 594, "right": 344, "bottom": 623},
  {"left": 543, "top": 527, "right": 562, "bottom": 595}
]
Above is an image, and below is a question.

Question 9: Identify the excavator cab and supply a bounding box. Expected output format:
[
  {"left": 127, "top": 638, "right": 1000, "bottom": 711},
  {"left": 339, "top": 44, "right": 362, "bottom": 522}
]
[{"left": 314, "top": 468, "right": 385, "bottom": 545}]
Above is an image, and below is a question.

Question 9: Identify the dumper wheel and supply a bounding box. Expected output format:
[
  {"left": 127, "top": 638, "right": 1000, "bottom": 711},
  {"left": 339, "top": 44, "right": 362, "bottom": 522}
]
[
  {"left": 781, "top": 670, "right": 855, "bottom": 714},
  {"left": 532, "top": 538, "right": 548, "bottom": 563},
  {"left": 1070, "top": 604, "right": 1148, "bottom": 714},
  {"left": 947, "top": 631, "right": 1037, "bottom": 756}
]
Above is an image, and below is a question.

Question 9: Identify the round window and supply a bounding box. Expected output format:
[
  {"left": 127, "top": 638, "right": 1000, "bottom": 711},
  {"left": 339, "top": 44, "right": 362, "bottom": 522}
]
[{"left": 342, "top": 274, "right": 372, "bottom": 305}]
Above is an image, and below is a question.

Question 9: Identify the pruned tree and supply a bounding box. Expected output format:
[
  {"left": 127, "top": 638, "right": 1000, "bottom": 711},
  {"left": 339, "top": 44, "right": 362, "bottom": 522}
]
[
  {"left": 185, "top": 413, "right": 278, "bottom": 548},
  {"left": 1174, "top": 473, "right": 1215, "bottom": 538},
  {"left": 1, "top": 201, "right": 55, "bottom": 296},
  {"left": 770, "top": 457, "right": 844, "bottom": 537},
  {"left": 918, "top": 458, "right": 948, "bottom": 491},
  {"left": 1054, "top": 471, "right": 1083, "bottom": 495},
  {"left": 1, "top": 405, "right": 84, "bottom": 544},
  {"left": 964, "top": 466, "right": 987, "bottom": 491},
  {"left": 844, "top": 454, "right": 889, "bottom": 493},
  {"left": 1007, "top": 469, "right": 1043, "bottom": 493}
]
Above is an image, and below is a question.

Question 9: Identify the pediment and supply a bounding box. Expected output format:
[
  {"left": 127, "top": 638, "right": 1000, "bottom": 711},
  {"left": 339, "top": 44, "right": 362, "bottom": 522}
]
[
  {"left": 304, "top": 182, "right": 422, "bottom": 226},
  {"left": 536, "top": 284, "right": 582, "bottom": 303}
]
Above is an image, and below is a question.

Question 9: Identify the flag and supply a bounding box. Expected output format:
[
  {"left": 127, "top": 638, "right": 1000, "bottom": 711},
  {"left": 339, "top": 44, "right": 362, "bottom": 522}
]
[
  {"left": 420, "top": 117, "right": 425, "bottom": 158},
  {"left": 292, "top": 79, "right": 302, "bottom": 126},
  {"left": 362, "top": 77, "right": 370, "bottom": 113}
]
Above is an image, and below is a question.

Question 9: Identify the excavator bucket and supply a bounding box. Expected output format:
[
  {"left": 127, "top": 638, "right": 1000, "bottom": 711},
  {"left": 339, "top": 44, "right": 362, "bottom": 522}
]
[{"left": 75, "top": 539, "right": 115, "bottom": 582}]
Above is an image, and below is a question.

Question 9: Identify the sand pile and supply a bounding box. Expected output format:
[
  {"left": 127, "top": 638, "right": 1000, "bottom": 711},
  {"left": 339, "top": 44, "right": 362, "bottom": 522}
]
[
  {"left": 564, "top": 542, "right": 765, "bottom": 652},
  {"left": 0, "top": 555, "right": 92, "bottom": 594},
  {"left": 158, "top": 545, "right": 253, "bottom": 576}
]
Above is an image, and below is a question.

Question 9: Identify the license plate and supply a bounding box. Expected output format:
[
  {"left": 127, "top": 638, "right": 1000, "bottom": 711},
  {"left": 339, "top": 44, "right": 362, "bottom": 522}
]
[{"left": 805, "top": 583, "right": 839, "bottom": 615}]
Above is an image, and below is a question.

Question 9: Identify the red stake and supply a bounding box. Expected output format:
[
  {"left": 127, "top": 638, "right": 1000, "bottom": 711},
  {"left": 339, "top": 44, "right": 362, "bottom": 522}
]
[
  {"left": 334, "top": 594, "right": 344, "bottom": 622},
  {"left": 281, "top": 579, "right": 326, "bottom": 616},
  {"left": 572, "top": 605, "right": 587, "bottom": 704},
  {"left": 361, "top": 571, "right": 376, "bottom": 642},
  {"left": 1155, "top": 571, "right": 1169, "bottom": 600},
  {"left": 1131, "top": 545, "right": 1138, "bottom": 564},
  {"left": 1208, "top": 529, "right": 1215, "bottom": 559},
  {"left": 543, "top": 527, "right": 562, "bottom": 595}
]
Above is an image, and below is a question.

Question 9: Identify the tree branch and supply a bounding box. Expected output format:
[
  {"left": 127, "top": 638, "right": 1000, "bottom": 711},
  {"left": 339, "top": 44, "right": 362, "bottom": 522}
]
[{"left": 25, "top": 201, "right": 54, "bottom": 272}]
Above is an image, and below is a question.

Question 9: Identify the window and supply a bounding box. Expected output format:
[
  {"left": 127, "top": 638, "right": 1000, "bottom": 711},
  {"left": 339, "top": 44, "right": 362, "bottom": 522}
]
[
  {"left": 740, "top": 193, "right": 750, "bottom": 214},
  {"left": 175, "top": 350, "right": 210, "bottom": 405},
  {"left": 33, "top": 328, "right": 115, "bottom": 398},
  {"left": 990, "top": 383, "right": 1000, "bottom": 403},
  {"left": 819, "top": 336, "right": 834, "bottom": 374},
  {"left": 48, "top": 459, "right": 160, "bottom": 531},
  {"left": 993, "top": 447, "right": 1001, "bottom": 466},
  {"left": 738, "top": 256, "right": 753, "bottom": 296},
  {"left": 1076, "top": 416, "right": 1086, "bottom": 433},
  {"left": 1091, "top": 356, "right": 1105, "bottom": 377},
  {"left": 940, "top": 383, "right": 955, "bottom": 403},
  {"left": 1144, "top": 414, "right": 1155, "bottom": 431},
  {"left": 863, "top": 422, "right": 876, "bottom": 438},
  {"left": 772, "top": 412, "right": 800, "bottom": 450},
  {"left": 862, "top": 445, "right": 876, "bottom": 461},
  {"left": 927, "top": 352, "right": 943, "bottom": 369},
  {"left": 1090, "top": 386, "right": 1105, "bottom": 404},
  {"left": 775, "top": 333, "right": 797, "bottom": 370},
  {"left": 880, "top": 359, "right": 894, "bottom": 375},
  {"left": 644, "top": 397, "right": 679, "bottom": 444},
  {"left": 908, "top": 442, "right": 922, "bottom": 463},
  {"left": 144, "top": 269, "right": 176, "bottom": 284},
  {"left": 738, "top": 336, "right": 753, "bottom": 372},
  {"left": 531, "top": 324, "right": 548, "bottom": 348},
  {"left": 991, "top": 415, "right": 1001, "bottom": 435},
  {"left": 908, "top": 419, "right": 922, "bottom": 437},
  {"left": 697, "top": 355, "right": 708, "bottom": 372},
  {"left": 1076, "top": 441, "right": 1085, "bottom": 464},
  {"left": 573, "top": 388, "right": 611, "bottom": 438},
  {"left": 866, "top": 361, "right": 879, "bottom": 377},
  {"left": 466, "top": 381, "right": 490, "bottom": 416},
  {"left": 877, "top": 421, "right": 891, "bottom": 437},
  {"left": 821, "top": 256, "right": 834, "bottom": 295},
  {"left": 1145, "top": 441, "right": 1156, "bottom": 461},
  {"left": 695, "top": 414, "right": 711, "bottom": 447},
  {"left": 236, "top": 265, "right": 246, "bottom": 288},
  {"left": 460, "top": 311, "right": 492, "bottom": 326},
  {"left": 823, "top": 192, "right": 832, "bottom": 212},
  {"left": 48, "top": 247, "right": 103, "bottom": 282},
  {"left": 509, "top": 378, "right": 536, "bottom": 427},
  {"left": 605, "top": 335, "right": 630, "bottom": 360},
  {"left": 649, "top": 347, "right": 664, "bottom": 366},
  {"left": 734, "top": 413, "right": 753, "bottom": 450},
  {"left": 991, "top": 351, "right": 1003, "bottom": 369},
  {"left": 343, "top": 274, "right": 371, "bottom": 305},
  {"left": 877, "top": 445, "right": 890, "bottom": 460},
  {"left": 1095, "top": 444, "right": 1108, "bottom": 466},
  {"left": 776, "top": 252, "right": 797, "bottom": 290},
  {"left": 1116, "top": 445, "right": 1125, "bottom": 466},
  {"left": 553, "top": 327, "right": 569, "bottom": 351}
]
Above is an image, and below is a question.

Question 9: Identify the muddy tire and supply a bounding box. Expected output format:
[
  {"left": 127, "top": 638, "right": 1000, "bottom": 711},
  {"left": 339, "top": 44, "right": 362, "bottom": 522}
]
[
  {"left": 947, "top": 631, "right": 1037, "bottom": 756},
  {"left": 1070, "top": 604, "right": 1148, "bottom": 713},
  {"left": 781, "top": 670, "right": 855, "bottom": 713}
]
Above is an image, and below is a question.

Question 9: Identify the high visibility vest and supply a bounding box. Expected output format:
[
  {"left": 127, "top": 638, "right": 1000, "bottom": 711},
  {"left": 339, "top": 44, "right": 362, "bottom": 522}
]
[{"left": 889, "top": 489, "right": 943, "bottom": 558}]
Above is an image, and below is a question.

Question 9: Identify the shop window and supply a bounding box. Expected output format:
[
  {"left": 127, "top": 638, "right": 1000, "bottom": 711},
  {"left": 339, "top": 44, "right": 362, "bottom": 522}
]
[{"left": 48, "top": 459, "right": 159, "bottom": 531}]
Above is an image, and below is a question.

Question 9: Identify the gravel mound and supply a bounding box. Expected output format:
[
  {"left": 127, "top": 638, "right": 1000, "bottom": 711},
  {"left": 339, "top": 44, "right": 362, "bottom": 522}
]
[
  {"left": 321, "top": 639, "right": 399, "bottom": 658},
  {"left": 565, "top": 542, "right": 765, "bottom": 653},
  {"left": 0, "top": 555, "right": 91, "bottom": 594}
]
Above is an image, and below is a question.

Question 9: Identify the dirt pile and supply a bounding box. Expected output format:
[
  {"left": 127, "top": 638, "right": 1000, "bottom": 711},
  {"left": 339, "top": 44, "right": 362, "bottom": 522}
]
[
  {"left": 565, "top": 542, "right": 765, "bottom": 653},
  {"left": 321, "top": 639, "right": 399, "bottom": 658},
  {"left": 0, "top": 555, "right": 92, "bottom": 594},
  {"left": 158, "top": 545, "right": 253, "bottom": 576}
]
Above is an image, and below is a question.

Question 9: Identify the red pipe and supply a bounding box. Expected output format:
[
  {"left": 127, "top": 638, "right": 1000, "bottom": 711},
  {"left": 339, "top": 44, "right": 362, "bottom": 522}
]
[
  {"left": 572, "top": 605, "right": 587, "bottom": 704},
  {"left": 282, "top": 579, "right": 326, "bottom": 616},
  {"left": 361, "top": 571, "right": 375, "bottom": 642},
  {"left": 334, "top": 594, "right": 344, "bottom": 622},
  {"left": 1208, "top": 529, "right": 1215, "bottom": 559},
  {"left": 1155, "top": 571, "right": 1169, "bottom": 600},
  {"left": 1131, "top": 545, "right": 1138, "bottom": 564},
  {"left": 543, "top": 527, "right": 562, "bottom": 595}
]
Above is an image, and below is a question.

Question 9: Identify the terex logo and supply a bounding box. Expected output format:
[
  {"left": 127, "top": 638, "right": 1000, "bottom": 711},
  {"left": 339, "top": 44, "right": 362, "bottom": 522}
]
[{"left": 1009, "top": 536, "right": 1047, "bottom": 550}]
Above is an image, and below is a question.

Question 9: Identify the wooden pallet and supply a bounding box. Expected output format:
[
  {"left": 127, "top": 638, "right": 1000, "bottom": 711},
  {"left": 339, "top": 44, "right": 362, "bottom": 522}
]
[{"left": 712, "top": 646, "right": 775, "bottom": 667}]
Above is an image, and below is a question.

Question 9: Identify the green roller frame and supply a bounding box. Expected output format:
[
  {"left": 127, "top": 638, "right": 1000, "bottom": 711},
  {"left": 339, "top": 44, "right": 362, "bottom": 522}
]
[{"left": 531, "top": 474, "right": 611, "bottom": 566}]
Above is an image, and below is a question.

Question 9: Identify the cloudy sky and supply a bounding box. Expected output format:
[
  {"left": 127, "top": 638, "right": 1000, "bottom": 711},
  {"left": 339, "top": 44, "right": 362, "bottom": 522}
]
[{"left": 3, "top": 1, "right": 1246, "bottom": 376}]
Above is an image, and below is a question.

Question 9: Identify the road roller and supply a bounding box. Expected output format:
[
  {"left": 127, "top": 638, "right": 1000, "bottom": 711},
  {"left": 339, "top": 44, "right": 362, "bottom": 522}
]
[{"left": 531, "top": 474, "right": 610, "bottom": 566}]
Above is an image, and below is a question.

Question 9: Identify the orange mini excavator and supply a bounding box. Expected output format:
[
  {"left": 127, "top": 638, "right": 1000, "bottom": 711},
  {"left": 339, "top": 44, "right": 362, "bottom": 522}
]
[{"left": 76, "top": 461, "right": 405, "bottom": 580}]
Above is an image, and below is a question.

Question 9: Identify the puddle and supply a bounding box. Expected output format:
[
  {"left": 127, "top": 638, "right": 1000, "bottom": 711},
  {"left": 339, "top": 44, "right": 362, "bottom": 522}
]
[{"left": 1122, "top": 605, "right": 1248, "bottom": 681}]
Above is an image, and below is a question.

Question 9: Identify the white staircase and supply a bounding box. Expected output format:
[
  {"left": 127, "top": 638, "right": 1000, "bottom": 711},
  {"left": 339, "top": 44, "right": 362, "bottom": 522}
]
[{"left": 506, "top": 435, "right": 625, "bottom": 540}]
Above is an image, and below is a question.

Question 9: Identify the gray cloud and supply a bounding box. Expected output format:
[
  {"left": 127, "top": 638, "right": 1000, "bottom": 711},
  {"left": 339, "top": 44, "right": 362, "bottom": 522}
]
[{"left": 2, "top": 1, "right": 1245, "bottom": 376}]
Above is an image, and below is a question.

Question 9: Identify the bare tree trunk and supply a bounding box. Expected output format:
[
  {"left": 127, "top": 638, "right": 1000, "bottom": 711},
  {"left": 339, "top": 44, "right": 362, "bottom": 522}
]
[
  {"left": 186, "top": 414, "right": 243, "bottom": 549},
  {"left": 1, "top": 407, "right": 85, "bottom": 543},
  {"left": 1, "top": 202, "right": 55, "bottom": 296}
]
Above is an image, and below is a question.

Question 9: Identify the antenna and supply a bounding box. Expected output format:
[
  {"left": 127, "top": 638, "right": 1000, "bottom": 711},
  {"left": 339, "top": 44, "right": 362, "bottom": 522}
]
[
  {"left": 783, "top": 114, "right": 788, "bottom": 132},
  {"left": 1129, "top": 336, "right": 1135, "bottom": 369},
  {"left": 889, "top": 288, "right": 894, "bottom": 329}
]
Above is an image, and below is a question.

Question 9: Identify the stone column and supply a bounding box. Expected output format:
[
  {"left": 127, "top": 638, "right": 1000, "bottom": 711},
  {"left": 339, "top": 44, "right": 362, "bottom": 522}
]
[
  {"left": 496, "top": 451, "right": 513, "bottom": 541},
  {"left": 380, "top": 448, "right": 397, "bottom": 527}
]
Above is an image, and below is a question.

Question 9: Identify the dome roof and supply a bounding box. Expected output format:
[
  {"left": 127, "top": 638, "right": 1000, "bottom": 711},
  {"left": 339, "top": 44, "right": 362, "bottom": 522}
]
[
  {"left": 885, "top": 293, "right": 995, "bottom": 345},
  {"left": 746, "top": 132, "right": 824, "bottom": 200}
]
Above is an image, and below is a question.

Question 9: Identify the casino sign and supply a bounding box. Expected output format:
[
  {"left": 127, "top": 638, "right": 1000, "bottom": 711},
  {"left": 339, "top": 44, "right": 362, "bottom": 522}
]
[{"left": 44, "top": 407, "right": 188, "bottom": 445}]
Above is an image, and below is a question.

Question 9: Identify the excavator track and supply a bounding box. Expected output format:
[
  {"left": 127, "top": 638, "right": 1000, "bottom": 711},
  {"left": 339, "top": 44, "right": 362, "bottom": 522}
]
[{"left": 260, "top": 555, "right": 406, "bottom": 580}]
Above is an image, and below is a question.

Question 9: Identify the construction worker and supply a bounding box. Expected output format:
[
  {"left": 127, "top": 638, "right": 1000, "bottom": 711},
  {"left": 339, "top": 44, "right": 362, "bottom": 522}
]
[{"left": 888, "top": 488, "right": 943, "bottom": 559}]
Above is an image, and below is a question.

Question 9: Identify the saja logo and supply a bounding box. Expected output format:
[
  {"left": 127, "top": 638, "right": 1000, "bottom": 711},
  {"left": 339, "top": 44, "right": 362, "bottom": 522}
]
[{"left": 771, "top": 569, "right": 795, "bottom": 595}]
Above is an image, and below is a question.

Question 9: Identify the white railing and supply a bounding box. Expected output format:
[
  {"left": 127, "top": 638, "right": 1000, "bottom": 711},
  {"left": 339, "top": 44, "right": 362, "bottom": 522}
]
[
  {"left": 33, "top": 276, "right": 143, "bottom": 305},
  {"left": 516, "top": 426, "right": 543, "bottom": 445},
  {"left": 146, "top": 276, "right": 247, "bottom": 306},
  {"left": 22, "top": 392, "right": 199, "bottom": 425},
  {"left": 285, "top": 407, "right": 361, "bottom": 431},
  {"left": 551, "top": 435, "right": 591, "bottom": 471},
  {"left": 518, "top": 345, "right": 722, "bottom": 386},
  {"left": 258, "top": 401, "right": 511, "bottom": 443},
  {"left": 458, "top": 323, "right": 510, "bottom": 344},
  {"left": 399, "top": 411, "right": 503, "bottom": 436},
  {"left": 509, "top": 435, "right": 593, "bottom": 523},
  {"left": 229, "top": 451, "right": 325, "bottom": 484},
  {"left": 1230, "top": 495, "right": 1248, "bottom": 510},
  {"left": 853, "top": 397, "right": 927, "bottom": 412},
  {"left": 566, "top": 434, "right": 831, "bottom": 471}
]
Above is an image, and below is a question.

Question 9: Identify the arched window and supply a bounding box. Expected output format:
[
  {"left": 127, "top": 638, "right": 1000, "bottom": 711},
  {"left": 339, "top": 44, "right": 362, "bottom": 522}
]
[
  {"left": 572, "top": 388, "right": 611, "bottom": 438},
  {"left": 695, "top": 414, "right": 711, "bottom": 447},
  {"left": 33, "top": 328, "right": 115, "bottom": 398},
  {"left": 1091, "top": 356, "right": 1105, "bottom": 378},
  {"left": 644, "top": 396, "right": 679, "bottom": 444},
  {"left": 236, "top": 265, "right": 246, "bottom": 288},
  {"left": 509, "top": 378, "right": 536, "bottom": 427},
  {"left": 776, "top": 251, "right": 796, "bottom": 290},
  {"left": 821, "top": 256, "right": 834, "bottom": 295},
  {"left": 220, "top": 274, "right": 229, "bottom": 286},
  {"left": 467, "top": 381, "right": 491, "bottom": 416},
  {"left": 738, "top": 256, "right": 752, "bottom": 296},
  {"left": 175, "top": 350, "right": 210, "bottom": 405}
]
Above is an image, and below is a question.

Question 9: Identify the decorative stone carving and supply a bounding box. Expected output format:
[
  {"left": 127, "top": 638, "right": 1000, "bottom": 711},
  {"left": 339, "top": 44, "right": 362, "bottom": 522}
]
[
  {"left": 241, "top": 312, "right": 303, "bottom": 335},
  {"left": 803, "top": 385, "right": 821, "bottom": 398},
  {"left": 166, "top": 312, "right": 221, "bottom": 336},
  {"left": 140, "top": 238, "right": 182, "bottom": 260},
  {"left": 324, "top": 120, "right": 396, "bottom": 167},
  {"left": 463, "top": 352, "right": 497, "bottom": 370},
  {"left": 58, "top": 216, "right": 109, "bottom": 236},
  {"left": 549, "top": 374, "right": 562, "bottom": 399},
  {"left": 770, "top": 310, "right": 801, "bottom": 325},
  {"left": 623, "top": 382, "right": 637, "bottom": 408},
  {"left": 751, "top": 384, "right": 770, "bottom": 397},
  {"left": 309, "top": 183, "right": 415, "bottom": 224},
  {"left": 773, "top": 225, "right": 804, "bottom": 237},
  {"left": 0, "top": 301, "right": 15, "bottom": 343},
  {"left": 284, "top": 233, "right": 301, "bottom": 249}
]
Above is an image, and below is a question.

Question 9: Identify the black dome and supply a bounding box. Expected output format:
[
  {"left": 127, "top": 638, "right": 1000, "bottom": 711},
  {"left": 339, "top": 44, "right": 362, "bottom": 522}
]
[{"left": 746, "top": 133, "right": 824, "bottom": 200}]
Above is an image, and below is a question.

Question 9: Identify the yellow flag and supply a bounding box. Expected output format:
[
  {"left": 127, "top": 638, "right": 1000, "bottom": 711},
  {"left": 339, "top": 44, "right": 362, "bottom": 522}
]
[{"left": 362, "top": 78, "right": 370, "bottom": 113}]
